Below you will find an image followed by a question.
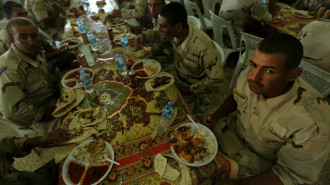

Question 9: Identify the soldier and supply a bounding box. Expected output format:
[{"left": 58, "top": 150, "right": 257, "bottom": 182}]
[
  {"left": 219, "top": 0, "right": 275, "bottom": 34},
  {"left": 0, "top": 1, "right": 69, "bottom": 61},
  {"left": 295, "top": 0, "right": 330, "bottom": 12},
  {"left": 0, "top": 17, "right": 60, "bottom": 132},
  {"left": 109, "top": 0, "right": 153, "bottom": 31},
  {"left": 202, "top": 34, "right": 330, "bottom": 185},
  {"left": 298, "top": 19, "right": 330, "bottom": 73},
  {"left": 133, "top": 0, "right": 173, "bottom": 68},
  {"left": 24, "top": 0, "right": 65, "bottom": 40},
  {"left": 0, "top": 129, "right": 71, "bottom": 185},
  {"left": 157, "top": 2, "right": 226, "bottom": 115}
]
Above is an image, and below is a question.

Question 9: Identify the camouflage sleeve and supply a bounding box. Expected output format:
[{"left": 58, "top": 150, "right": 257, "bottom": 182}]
[
  {"left": 0, "top": 39, "right": 9, "bottom": 56},
  {"left": 0, "top": 68, "right": 42, "bottom": 127},
  {"left": 251, "top": 1, "right": 273, "bottom": 23},
  {"left": 0, "top": 30, "right": 10, "bottom": 56},
  {"left": 0, "top": 137, "right": 29, "bottom": 177},
  {"left": 121, "top": 0, "right": 148, "bottom": 19},
  {"left": 143, "top": 27, "right": 171, "bottom": 53},
  {"left": 190, "top": 42, "right": 225, "bottom": 95},
  {"left": 33, "top": 1, "right": 49, "bottom": 21},
  {"left": 272, "top": 101, "right": 330, "bottom": 185}
]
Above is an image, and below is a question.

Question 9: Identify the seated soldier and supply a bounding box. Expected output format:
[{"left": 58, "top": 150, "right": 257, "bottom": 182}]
[
  {"left": 109, "top": 0, "right": 153, "bottom": 31},
  {"left": 0, "top": 129, "right": 71, "bottom": 185},
  {"left": 0, "top": 17, "right": 60, "bottom": 132},
  {"left": 24, "top": 0, "right": 65, "bottom": 40},
  {"left": 157, "top": 2, "right": 226, "bottom": 115},
  {"left": 134, "top": 0, "right": 173, "bottom": 68},
  {"left": 202, "top": 34, "right": 330, "bottom": 185},
  {"left": 295, "top": 0, "right": 330, "bottom": 13},
  {"left": 219, "top": 0, "right": 275, "bottom": 34},
  {"left": 0, "top": 1, "right": 69, "bottom": 63}
]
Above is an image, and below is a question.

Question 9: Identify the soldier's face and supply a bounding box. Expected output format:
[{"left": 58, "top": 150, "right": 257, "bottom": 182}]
[
  {"left": 10, "top": 7, "right": 29, "bottom": 19},
  {"left": 9, "top": 24, "right": 42, "bottom": 59},
  {"left": 247, "top": 48, "right": 295, "bottom": 98},
  {"left": 148, "top": 0, "right": 165, "bottom": 19},
  {"left": 158, "top": 15, "right": 175, "bottom": 40}
]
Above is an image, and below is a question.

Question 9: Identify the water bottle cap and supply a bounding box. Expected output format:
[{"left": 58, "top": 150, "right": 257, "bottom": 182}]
[
  {"left": 87, "top": 31, "right": 91, "bottom": 34},
  {"left": 115, "top": 54, "right": 120, "bottom": 57},
  {"left": 168, "top": 102, "right": 173, "bottom": 106},
  {"left": 79, "top": 70, "right": 85, "bottom": 74},
  {"left": 121, "top": 34, "right": 125, "bottom": 37},
  {"left": 77, "top": 18, "right": 80, "bottom": 21}
]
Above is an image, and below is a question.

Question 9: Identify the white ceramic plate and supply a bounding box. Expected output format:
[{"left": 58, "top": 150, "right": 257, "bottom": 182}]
[
  {"left": 108, "top": 19, "right": 127, "bottom": 26},
  {"left": 62, "top": 140, "right": 115, "bottom": 185},
  {"left": 131, "top": 59, "right": 161, "bottom": 79},
  {"left": 113, "top": 33, "right": 136, "bottom": 45},
  {"left": 292, "top": 10, "right": 315, "bottom": 18},
  {"left": 61, "top": 68, "right": 94, "bottom": 89},
  {"left": 170, "top": 122, "right": 218, "bottom": 167},
  {"left": 60, "top": 37, "right": 82, "bottom": 49}
]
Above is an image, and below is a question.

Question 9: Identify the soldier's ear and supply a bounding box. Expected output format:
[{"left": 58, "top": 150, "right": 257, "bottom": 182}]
[
  {"left": 175, "top": 23, "right": 182, "bottom": 31},
  {"left": 287, "top": 67, "right": 303, "bottom": 82},
  {"left": 8, "top": 37, "right": 15, "bottom": 45}
]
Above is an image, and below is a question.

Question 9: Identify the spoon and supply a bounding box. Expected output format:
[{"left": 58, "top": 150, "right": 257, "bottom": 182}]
[
  {"left": 105, "top": 158, "right": 120, "bottom": 165},
  {"left": 186, "top": 114, "right": 206, "bottom": 136}
]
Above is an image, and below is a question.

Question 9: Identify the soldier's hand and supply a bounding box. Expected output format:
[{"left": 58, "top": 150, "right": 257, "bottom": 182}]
[
  {"left": 38, "top": 128, "right": 72, "bottom": 148},
  {"left": 53, "top": 3, "right": 63, "bottom": 12},
  {"left": 200, "top": 115, "right": 216, "bottom": 129},
  {"left": 134, "top": 34, "right": 146, "bottom": 51},
  {"left": 57, "top": 45, "right": 69, "bottom": 54}
]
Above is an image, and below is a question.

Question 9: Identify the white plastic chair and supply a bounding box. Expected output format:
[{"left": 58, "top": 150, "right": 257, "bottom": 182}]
[
  {"left": 184, "top": 0, "right": 212, "bottom": 31},
  {"left": 202, "top": 0, "right": 223, "bottom": 19},
  {"left": 299, "top": 61, "right": 330, "bottom": 97},
  {"left": 187, "top": 16, "right": 203, "bottom": 30},
  {"left": 229, "top": 32, "right": 263, "bottom": 90},
  {"left": 166, "top": 0, "right": 184, "bottom": 4},
  {"left": 213, "top": 41, "right": 225, "bottom": 67},
  {"left": 210, "top": 10, "right": 243, "bottom": 67}
]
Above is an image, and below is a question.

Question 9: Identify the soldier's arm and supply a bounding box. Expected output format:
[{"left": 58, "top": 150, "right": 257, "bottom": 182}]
[
  {"left": 190, "top": 43, "right": 225, "bottom": 95},
  {"left": 34, "top": 2, "right": 62, "bottom": 27},
  {"left": 0, "top": 69, "right": 42, "bottom": 127},
  {"left": 252, "top": 0, "right": 274, "bottom": 23},
  {"left": 221, "top": 170, "right": 283, "bottom": 185}
]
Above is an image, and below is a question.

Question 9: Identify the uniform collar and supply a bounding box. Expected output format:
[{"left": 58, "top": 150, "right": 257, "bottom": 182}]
[
  {"left": 11, "top": 45, "right": 45, "bottom": 67},
  {"left": 180, "top": 24, "right": 193, "bottom": 51}
]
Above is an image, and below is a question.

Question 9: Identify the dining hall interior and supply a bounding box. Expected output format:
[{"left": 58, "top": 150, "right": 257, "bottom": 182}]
[{"left": 0, "top": 0, "right": 329, "bottom": 185}]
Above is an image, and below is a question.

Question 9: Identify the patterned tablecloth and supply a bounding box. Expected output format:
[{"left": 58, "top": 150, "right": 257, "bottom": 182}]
[{"left": 265, "top": 3, "right": 315, "bottom": 37}]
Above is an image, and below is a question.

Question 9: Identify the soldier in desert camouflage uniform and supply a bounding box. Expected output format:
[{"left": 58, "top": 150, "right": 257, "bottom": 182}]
[
  {"left": 0, "top": 129, "right": 70, "bottom": 185},
  {"left": 0, "top": 18, "right": 59, "bottom": 131},
  {"left": 24, "top": 0, "right": 65, "bottom": 40},
  {"left": 202, "top": 34, "right": 330, "bottom": 185},
  {"left": 158, "top": 3, "right": 225, "bottom": 114},
  {"left": 110, "top": 0, "right": 153, "bottom": 31},
  {"left": 219, "top": 0, "right": 275, "bottom": 33},
  {"left": 298, "top": 19, "right": 330, "bottom": 72},
  {"left": 134, "top": 0, "right": 173, "bottom": 68}
]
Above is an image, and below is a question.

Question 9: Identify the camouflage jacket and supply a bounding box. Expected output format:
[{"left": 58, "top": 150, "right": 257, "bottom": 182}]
[
  {"left": 121, "top": 0, "right": 153, "bottom": 30},
  {"left": 233, "top": 69, "right": 330, "bottom": 185}
]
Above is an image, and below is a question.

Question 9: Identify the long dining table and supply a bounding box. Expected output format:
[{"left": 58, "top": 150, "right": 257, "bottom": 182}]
[{"left": 56, "top": 0, "right": 231, "bottom": 184}]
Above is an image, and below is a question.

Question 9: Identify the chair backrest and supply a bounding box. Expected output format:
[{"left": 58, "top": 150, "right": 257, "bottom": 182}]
[
  {"left": 213, "top": 41, "right": 225, "bottom": 67},
  {"left": 203, "top": 0, "right": 223, "bottom": 18},
  {"left": 210, "top": 10, "right": 238, "bottom": 50},
  {"left": 184, "top": 0, "right": 206, "bottom": 31},
  {"left": 188, "top": 16, "right": 203, "bottom": 30},
  {"left": 166, "top": 0, "right": 184, "bottom": 4},
  {"left": 229, "top": 32, "right": 263, "bottom": 90},
  {"left": 299, "top": 61, "right": 330, "bottom": 96}
]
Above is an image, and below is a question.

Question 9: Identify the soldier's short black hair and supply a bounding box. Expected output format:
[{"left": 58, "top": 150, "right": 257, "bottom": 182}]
[
  {"left": 2, "top": 1, "right": 23, "bottom": 17},
  {"left": 159, "top": 2, "right": 188, "bottom": 27},
  {"left": 6, "top": 17, "right": 36, "bottom": 38},
  {"left": 257, "top": 34, "right": 303, "bottom": 70}
]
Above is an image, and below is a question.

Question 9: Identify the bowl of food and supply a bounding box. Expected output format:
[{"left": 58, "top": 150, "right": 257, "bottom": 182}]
[
  {"left": 170, "top": 123, "right": 218, "bottom": 166},
  {"left": 60, "top": 37, "right": 82, "bottom": 49},
  {"left": 131, "top": 59, "right": 161, "bottom": 79},
  {"left": 62, "top": 139, "right": 115, "bottom": 185},
  {"left": 61, "top": 68, "right": 94, "bottom": 89}
]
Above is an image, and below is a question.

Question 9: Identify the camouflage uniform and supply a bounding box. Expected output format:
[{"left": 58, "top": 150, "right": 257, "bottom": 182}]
[
  {"left": 298, "top": 19, "right": 330, "bottom": 72},
  {"left": 172, "top": 24, "right": 225, "bottom": 114},
  {"left": 24, "top": 0, "right": 64, "bottom": 40},
  {"left": 219, "top": 0, "right": 273, "bottom": 33},
  {"left": 0, "top": 46, "right": 59, "bottom": 130},
  {"left": 0, "top": 137, "right": 58, "bottom": 185},
  {"left": 214, "top": 69, "right": 330, "bottom": 185},
  {"left": 296, "top": 0, "right": 330, "bottom": 12},
  {"left": 121, "top": 0, "right": 153, "bottom": 31},
  {"left": 0, "top": 21, "right": 55, "bottom": 55},
  {"left": 142, "top": 19, "right": 174, "bottom": 69}
]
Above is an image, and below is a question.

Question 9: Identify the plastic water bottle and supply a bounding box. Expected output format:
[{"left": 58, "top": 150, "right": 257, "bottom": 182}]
[
  {"left": 80, "top": 70, "right": 94, "bottom": 93},
  {"left": 261, "top": 0, "right": 267, "bottom": 7},
  {"left": 115, "top": 54, "right": 127, "bottom": 75},
  {"left": 121, "top": 34, "right": 128, "bottom": 53},
  {"left": 159, "top": 102, "right": 174, "bottom": 131},
  {"left": 87, "top": 31, "right": 97, "bottom": 51},
  {"left": 81, "top": 0, "right": 86, "bottom": 6},
  {"left": 77, "top": 19, "right": 89, "bottom": 32}
]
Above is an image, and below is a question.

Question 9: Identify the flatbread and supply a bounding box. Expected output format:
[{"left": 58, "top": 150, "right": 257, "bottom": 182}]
[
  {"left": 145, "top": 72, "right": 175, "bottom": 91},
  {"left": 111, "top": 25, "right": 129, "bottom": 34},
  {"left": 60, "top": 37, "right": 82, "bottom": 49},
  {"left": 154, "top": 154, "right": 167, "bottom": 176},
  {"left": 162, "top": 163, "right": 180, "bottom": 181},
  {"left": 68, "top": 107, "right": 107, "bottom": 130},
  {"left": 65, "top": 127, "right": 98, "bottom": 144},
  {"left": 62, "top": 27, "right": 81, "bottom": 39},
  {"left": 55, "top": 144, "right": 78, "bottom": 164},
  {"left": 52, "top": 89, "right": 85, "bottom": 117}
]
